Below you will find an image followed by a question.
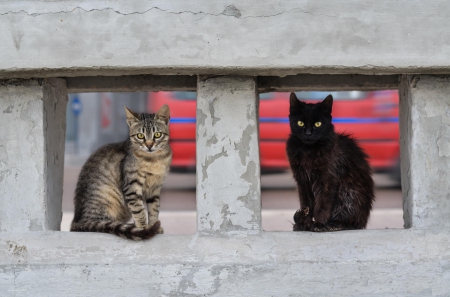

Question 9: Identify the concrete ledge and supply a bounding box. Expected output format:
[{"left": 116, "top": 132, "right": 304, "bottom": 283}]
[
  {"left": 65, "top": 75, "right": 197, "bottom": 93},
  {"left": 1, "top": 1, "right": 450, "bottom": 78},
  {"left": 258, "top": 74, "right": 400, "bottom": 92},
  {"left": 1, "top": 230, "right": 449, "bottom": 296},
  {"left": 64, "top": 74, "right": 400, "bottom": 93}
]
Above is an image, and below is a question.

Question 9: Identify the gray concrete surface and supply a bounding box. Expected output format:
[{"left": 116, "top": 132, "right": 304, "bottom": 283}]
[
  {"left": 1, "top": 229, "right": 449, "bottom": 296},
  {"left": 196, "top": 76, "right": 261, "bottom": 235},
  {"left": 0, "top": 79, "right": 67, "bottom": 232},
  {"left": 1, "top": 3, "right": 449, "bottom": 291},
  {"left": 1, "top": 1, "right": 450, "bottom": 78},
  {"left": 400, "top": 75, "right": 450, "bottom": 229}
]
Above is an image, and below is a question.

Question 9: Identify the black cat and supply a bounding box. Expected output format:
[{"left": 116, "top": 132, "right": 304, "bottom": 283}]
[{"left": 286, "top": 93, "right": 374, "bottom": 232}]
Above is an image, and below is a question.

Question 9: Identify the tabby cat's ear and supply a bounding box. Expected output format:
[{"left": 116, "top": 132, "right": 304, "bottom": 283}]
[
  {"left": 320, "top": 95, "right": 333, "bottom": 114},
  {"left": 124, "top": 106, "right": 139, "bottom": 127},
  {"left": 155, "top": 104, "right": 170, "bottom": 124},
  {"left": 289, "top": 92, "right": 304, "bottom": 112}
]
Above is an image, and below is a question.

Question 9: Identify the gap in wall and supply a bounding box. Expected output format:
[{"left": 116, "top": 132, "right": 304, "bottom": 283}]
[
  {"left": 62, "top": 91, "right": 197, "bottom": 234},
  {"left": 259, "top": 90, "right": 403, "bottom": 231}
]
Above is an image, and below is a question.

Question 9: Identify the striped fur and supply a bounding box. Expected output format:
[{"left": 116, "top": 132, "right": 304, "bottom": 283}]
[{"left": 70, "top": 105, "right": 172, "bottom": 240}]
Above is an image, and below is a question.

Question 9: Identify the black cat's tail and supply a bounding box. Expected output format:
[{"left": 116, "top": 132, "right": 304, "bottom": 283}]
[{"left": 70, "top": 220, "right": 161, "bottom": 240}]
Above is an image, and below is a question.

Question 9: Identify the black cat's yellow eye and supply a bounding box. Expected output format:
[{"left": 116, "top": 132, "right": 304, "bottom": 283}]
[
  {"left": 298, "top": 121, "right": 305, "bottom": 127},
  {"left": 315, "top": 122, "right": 322, "bottom": 127},
  {"left": 137, "top": 133, "right": 145, "bottom": 139},
  {"left": 154, "top": 132, "right": 162, "bottom": 139}
]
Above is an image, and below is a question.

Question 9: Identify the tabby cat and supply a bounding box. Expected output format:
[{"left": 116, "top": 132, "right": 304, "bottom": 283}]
[
  {"left": 286, "top": 93, "right": 374, "bottom": 232},
  {"left": 70, "top": 105, "right": 172, "bottom": 240}
]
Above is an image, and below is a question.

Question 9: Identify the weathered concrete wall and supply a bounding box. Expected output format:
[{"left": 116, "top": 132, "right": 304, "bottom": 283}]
[
  {"left": 196, "top": 76, "right": 261, "bottom": 235},
  {"left": 1, "top": 1, "right": 450, "bottom": 78},
  {"left": 0, "top": 78, "right": 67, "bottom": 232},
  {"left": 0, "top": 74, "right": 449, "bottom": 296},
  {"left": 1, "top": 230, "right": 450, "bottom": 296},
  {"left": 399, "top": 75, "right": 450, "bottom": 229}
]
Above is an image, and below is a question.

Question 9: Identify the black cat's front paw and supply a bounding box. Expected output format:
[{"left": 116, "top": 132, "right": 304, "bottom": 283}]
[
  {"left": 293, "top": 208, "right": 312, "bottom": 231},
  {"left": 311, "top": 222, "right": 330, "bottom": 232},
  {"left": 293, "top": 222, "right": 310, "bottom": 231},
  {"left": 293, "top": 207, "right": 309, "bottom": 222}
]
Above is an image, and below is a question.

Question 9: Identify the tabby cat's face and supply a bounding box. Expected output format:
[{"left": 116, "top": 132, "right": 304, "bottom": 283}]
[
  {"left": 125, "top": 105, "right": 170, "bottom": 153},
  {"left": 288, "top": 93, "right": 334, "bottom": 145}
]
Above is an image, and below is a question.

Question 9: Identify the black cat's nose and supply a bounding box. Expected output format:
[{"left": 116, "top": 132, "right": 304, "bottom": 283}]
[{"left": 305, "top": 129, "right": 312, "bottom": 136}]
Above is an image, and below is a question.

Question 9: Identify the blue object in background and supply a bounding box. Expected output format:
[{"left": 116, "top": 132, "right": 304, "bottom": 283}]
[{"left": 71, "top": 96, "right": 82, "bottom": 116}]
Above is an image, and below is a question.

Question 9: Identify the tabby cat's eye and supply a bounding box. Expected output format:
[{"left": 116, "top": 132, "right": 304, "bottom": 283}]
[
  {"left": 154, "top": 132, "right": 162, "bottom": 139},
  {"left": 298, "top": 121, "right": 305, "bottom": 127},
  {"left": 137, "top": 133, "right": 145, "bottom": 139},
  {"left": 315, "top": 122, "right": 322, "bottom": 127}
]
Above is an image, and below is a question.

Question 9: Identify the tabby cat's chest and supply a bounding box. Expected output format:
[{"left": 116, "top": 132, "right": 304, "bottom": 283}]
[{"left": 139, "top": 160, "right": 170, "bottom": 186}]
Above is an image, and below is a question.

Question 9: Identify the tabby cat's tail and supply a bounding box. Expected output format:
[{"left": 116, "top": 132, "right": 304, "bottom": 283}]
[{"left": 70, "top": 220, "right": 161, "bottom": 240}]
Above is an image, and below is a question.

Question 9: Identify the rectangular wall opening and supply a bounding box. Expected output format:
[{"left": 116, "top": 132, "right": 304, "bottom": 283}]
[
  {"left": 63, "top": 91, "right": 197, "bottom": 234},
  {"left": 64, "top": 87, "right": 403, "bottom": 234},
  {"left": 259, "top": 90, "right": 403, "bottom": 231}
]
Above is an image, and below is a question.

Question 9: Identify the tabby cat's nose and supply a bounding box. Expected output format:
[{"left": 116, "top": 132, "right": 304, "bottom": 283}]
[{"left": 145, "top": 140, "right": 154, "bottom": 149}]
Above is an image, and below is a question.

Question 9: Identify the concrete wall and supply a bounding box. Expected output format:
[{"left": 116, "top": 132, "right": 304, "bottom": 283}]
[
  {"left": 399, "top": 75, "right": 450, "bottom": 229},
  {"left": 0, "top": 1, "right": 450, "bottom": 295},
  {"left": 1, "top": 1, "right": 450, "bottom": 78},
  {"left": 196, "top": 76, "right": 261, "bottom": 235},
  {"left": 1, "top": 75, "right": 449, "bottom": 296},
  {"left": 0, "top": 78, "right": 67, "bottom": 232},
  {"left": 1, "top": 229, "right": 450, "bottom": 296}
]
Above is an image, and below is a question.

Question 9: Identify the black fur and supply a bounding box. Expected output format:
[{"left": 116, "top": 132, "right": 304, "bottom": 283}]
[{"left": 286, "top": 93, "right": 374, "bottom": 232}]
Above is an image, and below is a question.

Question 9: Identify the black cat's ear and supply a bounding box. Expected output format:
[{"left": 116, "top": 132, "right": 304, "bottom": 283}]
[
  {"left": 320, "top": 94, "right": 333, "bottom": 114},
  {"left": 124, "top": 106, "right": 139, "bottom": 127},
  {"left": 289, "top": 92, "right": 304, "bottom": 112},
  {"left": 155, "top": 104, "right": 170, "bottom": 124}
]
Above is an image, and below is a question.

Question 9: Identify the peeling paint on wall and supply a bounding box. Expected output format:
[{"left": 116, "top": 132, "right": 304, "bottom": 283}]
[
  {"left": 196, "top": 76, "right": 261, "bottom": 234},
  {"left": 437, "top": 137, "right": 450, "bottom": 157}
]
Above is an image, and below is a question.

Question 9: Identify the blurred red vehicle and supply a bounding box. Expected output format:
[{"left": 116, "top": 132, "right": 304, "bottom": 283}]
[{"left": 148, "top": 90, "right": 399, "bottom": 175}]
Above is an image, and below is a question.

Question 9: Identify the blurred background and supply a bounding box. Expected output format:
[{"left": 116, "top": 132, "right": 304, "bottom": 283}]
[{"left": 62, "top": 90, "right": 403, "bottom": 234}]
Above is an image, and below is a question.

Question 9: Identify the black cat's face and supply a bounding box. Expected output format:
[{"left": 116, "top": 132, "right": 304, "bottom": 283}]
[{"left": 288, "top": 93, "right": 334, "bottom": 145}]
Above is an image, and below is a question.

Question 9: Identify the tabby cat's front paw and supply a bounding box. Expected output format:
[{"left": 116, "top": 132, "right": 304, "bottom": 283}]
[{"left": 157, "top": 226, "right": 164, "bottom": 234}]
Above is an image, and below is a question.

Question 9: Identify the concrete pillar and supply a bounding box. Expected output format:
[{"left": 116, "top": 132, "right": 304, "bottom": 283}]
[
  {"left": 196, "top": 76, "right": 261, "bottom": 235},
  {"left": 399, "top": 75, "right": 450, "bottom": 229},
  {"left": 0, "top": 78, "right": 67, "bottom": 232}
]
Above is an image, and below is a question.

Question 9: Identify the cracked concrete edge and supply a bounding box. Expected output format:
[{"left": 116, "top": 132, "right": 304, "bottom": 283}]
[
  {"left": 3, "top": 2, "right": 450, "bottom": 77},
  {"left": 0, "top": 1, "right": 337, "bottom": 19}
]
